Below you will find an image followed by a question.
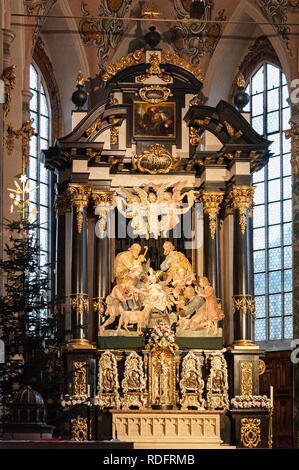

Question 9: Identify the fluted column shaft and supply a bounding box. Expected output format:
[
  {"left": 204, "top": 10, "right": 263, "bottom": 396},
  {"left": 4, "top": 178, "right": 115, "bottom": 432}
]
[
  {"left": 201, "top": 192, "right": 224, "bottom": 298},
  {"left": 68, "top": 183, "right": 91, "bottom": 346},
  {"left": 227, "top": 186, "right": 256, "bottom": 346},
  {"left": 91, "top": 191, "right": 114, "bottom": 336}
]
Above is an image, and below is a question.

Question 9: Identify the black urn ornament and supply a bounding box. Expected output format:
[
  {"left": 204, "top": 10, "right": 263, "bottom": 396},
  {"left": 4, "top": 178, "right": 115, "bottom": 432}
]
[
  {"left": 144, "top": 26, "right": 161, "bottom": 49},
  {"left": 72, "top": 71, "right": 88, "bottom": 110},
  {"left": 233, "top": 72, "right": 249, "bottom": 112}
]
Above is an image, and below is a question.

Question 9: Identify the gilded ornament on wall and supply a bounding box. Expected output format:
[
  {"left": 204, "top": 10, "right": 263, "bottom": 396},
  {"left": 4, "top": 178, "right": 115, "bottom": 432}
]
[
  {"left": 180, "top": 352, "right": 205, "bottom": 410},
  {"left": 285, "top": 121, "right": 299, "bottom": 175},
  {"left": 121, "top": 352, "right": 147, "bottom": 409},
  {"left": 102, "top": 48, "right": 145, "bottom": 82},
  {"left": 132, "top": 144, "right": 180, "bottom": 174},
  {"left": 1, "top": 64, "right": 16, "bottom": 118}
]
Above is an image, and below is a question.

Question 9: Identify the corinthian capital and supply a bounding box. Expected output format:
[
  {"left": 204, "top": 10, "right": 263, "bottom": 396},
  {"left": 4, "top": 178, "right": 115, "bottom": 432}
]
[
  {"left": 226, "top": 186, "right": 255, "bottom": 235},
  {"left": 68, "top": 184, "right": 91, "bottom": 233},
  {"left": 200, "top": 191, "right": 225, "bottom": 239}
]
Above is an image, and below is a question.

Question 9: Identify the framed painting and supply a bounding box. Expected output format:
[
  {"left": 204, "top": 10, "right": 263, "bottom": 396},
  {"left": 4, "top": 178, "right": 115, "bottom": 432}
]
[{"left": 133, "top": 101, "right": 176, "bottom": 138}]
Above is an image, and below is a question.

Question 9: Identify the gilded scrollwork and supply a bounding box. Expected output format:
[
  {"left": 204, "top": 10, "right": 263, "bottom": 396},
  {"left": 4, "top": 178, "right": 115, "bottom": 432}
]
[
  {"left": 179, "top": 352, "right": 205, "bottom": 410},
  {"left": 139, "top": 85, "right": 172, "bottom": 104},
  {"left": 241, "top": 362, "right": 253, "bottom": 396},
  {"left": 121, "top": 352, "right": 146, "bottom": 409},
  {"left": 71, "top": 417, "right": 88, "bottom": 441},
  {"left": 98, "top": 351, "right": 121, "bottom": 408},
  {"left": 136, "top": 51, "right": 171, "bottom": 83},
  {"left": 206, "top": 352, "right": 229, "bottom": 410},
  {"left": 73, "top": 361, "right": 87, "bottom": 396},
  {"left": 132, "top": 144, "right": 180, "bottom": 174},
  {"left": 240, "top": 418, "right": 261, "bottom": 448},
  {"left": 6, "top": 119, "right": 35, "bottom": 173},
  {"left": 189, "top": 126, "right": 201, "bottom": 147},
  {"left": 102, "top": 48, "right": 145, "bottom": 82}
]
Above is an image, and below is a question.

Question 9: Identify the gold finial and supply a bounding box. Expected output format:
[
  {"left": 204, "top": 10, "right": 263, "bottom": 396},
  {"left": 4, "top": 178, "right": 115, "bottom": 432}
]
[
  {"left": 237, "top": 72, "right": 246, "bottom": 88},
  {"left": 76, "top": 71, "right": 84, "bottom": 86},
  {"left": 141, "top": 2, "right": 161, "bottom": 19}
]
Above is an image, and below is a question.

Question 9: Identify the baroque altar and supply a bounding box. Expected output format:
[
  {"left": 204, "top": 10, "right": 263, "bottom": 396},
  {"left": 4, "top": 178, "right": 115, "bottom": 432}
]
[{"left": 44, "top": 47, "right": 272, "bottom": 448}]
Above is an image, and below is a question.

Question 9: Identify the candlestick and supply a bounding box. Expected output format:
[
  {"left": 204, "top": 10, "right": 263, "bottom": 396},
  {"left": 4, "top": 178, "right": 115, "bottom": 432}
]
[{"left": 270, "top": 386, "right": 273, "bottom": 408}]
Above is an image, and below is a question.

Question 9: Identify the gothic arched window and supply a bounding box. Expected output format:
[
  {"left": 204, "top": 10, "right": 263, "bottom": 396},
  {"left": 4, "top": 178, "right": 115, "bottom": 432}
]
[
  {"left": 28, "top": 63, "right": 51, "bottom": 270},
  {"left": 244, "top": 63, "right": 292, "bottom": 343}
]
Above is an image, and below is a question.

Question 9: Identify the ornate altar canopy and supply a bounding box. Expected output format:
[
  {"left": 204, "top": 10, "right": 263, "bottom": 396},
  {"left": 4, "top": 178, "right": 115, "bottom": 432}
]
[{"left": 44, "top": 47, "right": 272, "bottom": 448}]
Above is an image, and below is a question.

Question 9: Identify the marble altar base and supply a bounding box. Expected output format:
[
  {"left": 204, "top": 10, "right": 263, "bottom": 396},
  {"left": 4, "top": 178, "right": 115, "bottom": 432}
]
[{"left": 111, "top": 409, "right": 231, "bottom": 449}]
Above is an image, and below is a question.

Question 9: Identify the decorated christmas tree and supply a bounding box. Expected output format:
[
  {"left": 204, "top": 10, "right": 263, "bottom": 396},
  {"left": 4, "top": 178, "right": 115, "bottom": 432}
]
[{"left": 0, "top": 175, "right": 64, "bottom": 424}]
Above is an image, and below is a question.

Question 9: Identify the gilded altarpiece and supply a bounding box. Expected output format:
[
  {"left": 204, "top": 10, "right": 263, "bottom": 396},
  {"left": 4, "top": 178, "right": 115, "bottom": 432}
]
[{"left": 44, "top": 46, "right": 273, "bottom": 447}]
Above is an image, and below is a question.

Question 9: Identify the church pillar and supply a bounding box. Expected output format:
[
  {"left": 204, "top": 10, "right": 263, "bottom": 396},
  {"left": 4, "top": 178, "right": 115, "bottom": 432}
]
[
  {"left": 285, "top": 118, "right": 299, "bottom": 447},
  {"left": 68, "top": 183, "right": 93, "bottom": 348},
  {"left": 200, "top": 191, "right": 224, "bottom": 298},
  {"left": 91, "top": 190, "right": 114, "bottom": 338},
  {"left": 227, "top": 185, "right": 256, "bottom": 346},
  {"left": 54, "top": 192, "right": 71, "bottom": 316}
]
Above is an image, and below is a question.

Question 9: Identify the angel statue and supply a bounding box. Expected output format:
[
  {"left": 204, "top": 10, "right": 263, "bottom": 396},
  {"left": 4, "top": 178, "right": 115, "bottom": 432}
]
[
  {"left": 150, "top": 181, "right": 196, "bottom": 237},
  {"left": 114, "top": 187, "right": 148, "bottom": 237}
]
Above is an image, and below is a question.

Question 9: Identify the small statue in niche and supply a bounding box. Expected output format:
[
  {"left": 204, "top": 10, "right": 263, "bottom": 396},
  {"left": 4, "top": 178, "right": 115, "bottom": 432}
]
[
  {"left": 98, "top": 351, "right": 120, "bottom": 408},
  {"left": 206, "top": 353, "right": 229, "bottom": 410},
  {"left": 180, "top": 352, "right": 205, "bottom": 410},
  {"left": 121, "top": 352, "right": 146, "bottom": 409}
]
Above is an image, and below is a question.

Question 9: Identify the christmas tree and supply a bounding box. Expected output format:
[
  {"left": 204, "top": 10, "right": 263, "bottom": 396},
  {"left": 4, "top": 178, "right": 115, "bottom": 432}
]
[{"left": 0, "top": 175, "right": 64, "bottom": 425}]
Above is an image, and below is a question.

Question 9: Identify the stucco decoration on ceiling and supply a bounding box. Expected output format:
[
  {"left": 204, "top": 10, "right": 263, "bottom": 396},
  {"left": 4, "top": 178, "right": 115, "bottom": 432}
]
[
  {"left": 257, "top": 0, "right": 291, "bottom": 53},
  {"left": 79, "top": 0, "right": 133, "bottom": 73},
  {"left": 172, "top": 0, "right": 225, "bottom": 64},
  {"left": 24, "top": 0, "right": 57, "bottom": 44}
]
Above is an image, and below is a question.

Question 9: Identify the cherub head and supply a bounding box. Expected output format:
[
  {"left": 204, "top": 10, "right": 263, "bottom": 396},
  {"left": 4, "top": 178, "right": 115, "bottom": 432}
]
[
  {"left": 148, "top": 192, "right": 157, "bottom": 203},
  {"left": 163, "top": 191, "right": 172, "bottom": 201}
]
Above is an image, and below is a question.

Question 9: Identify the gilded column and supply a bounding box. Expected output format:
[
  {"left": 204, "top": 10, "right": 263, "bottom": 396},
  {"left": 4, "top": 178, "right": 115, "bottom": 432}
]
[
  {"left": 68, "top": 183, "right": 93, "bottom": 348},
  {"left": 226, "top": 186, "right": 256, "bottom": 346},
  {"left": 91, "top": 190, "right": 114, "bottom": 337},
  {"left": 200, "top": 191, "right": 224, "bottom": 298}
]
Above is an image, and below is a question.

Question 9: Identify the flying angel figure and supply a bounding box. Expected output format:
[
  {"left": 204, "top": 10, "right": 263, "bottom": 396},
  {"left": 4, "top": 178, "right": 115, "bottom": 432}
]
[
  {"left": 114, "top": 187, "right": 148, "bottom": 237},
  {"left": 133, "top": 183, "right": 170, "bottom": 239},
  {"left": 150, "top": 181, "right": 196, "bottom": 237}
]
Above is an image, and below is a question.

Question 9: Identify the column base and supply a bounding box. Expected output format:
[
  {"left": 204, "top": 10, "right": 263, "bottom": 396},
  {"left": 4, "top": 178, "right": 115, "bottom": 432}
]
[
  {"left": 65, "top": 339, "right": 96, "bottom": 350},
  {"left": 230, "top": 339, "right": 259, "bottom": 350}
]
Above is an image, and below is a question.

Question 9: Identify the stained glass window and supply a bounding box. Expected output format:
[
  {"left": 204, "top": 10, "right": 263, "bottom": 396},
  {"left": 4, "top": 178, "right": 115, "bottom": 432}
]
[
  {"left": 29, "top": 64, "right": 51, "bottom": 275},
  {"left": 245, "top": 63, "right": 292, "bottom": 341}
]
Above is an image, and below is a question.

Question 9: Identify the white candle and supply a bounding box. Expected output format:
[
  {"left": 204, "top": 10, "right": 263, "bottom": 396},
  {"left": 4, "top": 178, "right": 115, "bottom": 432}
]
[
  {"left": 270, "top": 386, "right": 273, "bottom": 408},
  {"left": 87, "top": 385, "right": 90, "bottom": 397}
]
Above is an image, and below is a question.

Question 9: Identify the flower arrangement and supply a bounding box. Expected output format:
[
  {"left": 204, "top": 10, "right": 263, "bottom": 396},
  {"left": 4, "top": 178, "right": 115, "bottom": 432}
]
[
  {"left": 61, "top": 394, "right": 103, "bottom": 408},
  {"left": 231, "top": 395, "right": 271, "bottom": 409},
  {"left": 144, "top": 322, "right": 176, "bottom": 345}
]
